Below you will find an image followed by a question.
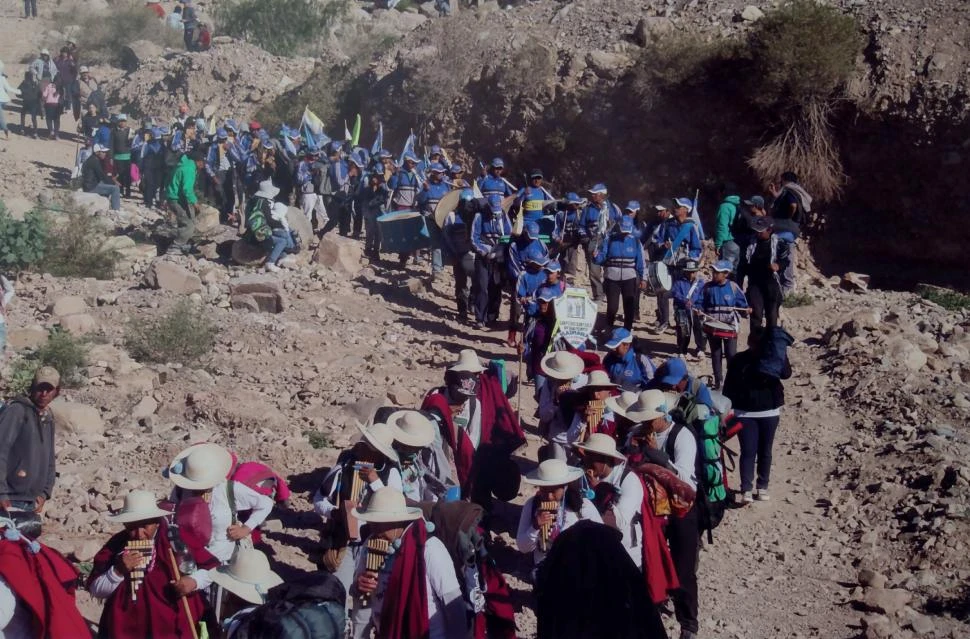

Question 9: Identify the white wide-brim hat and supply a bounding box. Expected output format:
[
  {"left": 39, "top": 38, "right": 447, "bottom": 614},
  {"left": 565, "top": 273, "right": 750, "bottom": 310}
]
[
  {"left": 574, "top": 433, "right": 626, "bottom": 462},
  {"left": 605, "top": 390, "right": 639, "bottom": 419},
  {"left": 522, "top": 459, "right": 584, "bottom": 487},
  {"left": 387, "top": 410, "right": 435, "bottom": 448},
  {"left": 105, "top": 490, "right": 170, "bottom": 524},
  {"left": 448, "top": 348, "right": 486, "bottom": 373},
  {"left": 356, "top": 421, "right": 400, "bottom": 463},
  {"left": 255, "top": 179, "right": 280, "bottom": 200},
  {"left": 208, "top": 548, "right": 283, "bottom": 605},
  {"left": 624, "top": 389, "right": 671, "bottom": 422},
  {"left": 351, "top": 486, "right": 422, "bottom": 524},
  {"left": 168, "top": 443, "right": 234, "bottom": 490},
  {"left": 579, "top": 369, "right": 616, "bottom": 391},
  {"left": 540, "top": 351, "right": 584, "bottom": 382}
]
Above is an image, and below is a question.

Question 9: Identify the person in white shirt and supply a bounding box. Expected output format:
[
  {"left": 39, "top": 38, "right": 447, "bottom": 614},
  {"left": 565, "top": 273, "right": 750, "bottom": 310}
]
[
  {"left": 516, "top": 459, "right": 601, "bottom": 572},
  {"left": 351, "top": 487, "right": 467, "bottom": 639},
  {"left": 386, "top": 409, "right": 455, "bottom": 503},
  {"left": 164, "top": 443, "right": 274, "bottom": 596},
  {"left": 575, "top": 433, "right": 643, "bottom": 568}
]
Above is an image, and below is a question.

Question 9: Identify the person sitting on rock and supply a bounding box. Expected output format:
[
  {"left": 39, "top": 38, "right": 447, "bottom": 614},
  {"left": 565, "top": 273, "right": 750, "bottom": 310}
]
[
  {"left": 88, "top": 489, "right": 215, "bottom": 639},
  {"left": 263, "top": 201, "right": 297, "bottom": 273},
  {"left": 82, "top": 144, "right": 122, "bottom": 211},
  {"left": 312, "top": 420, "right": 403, "bottom": 593}
]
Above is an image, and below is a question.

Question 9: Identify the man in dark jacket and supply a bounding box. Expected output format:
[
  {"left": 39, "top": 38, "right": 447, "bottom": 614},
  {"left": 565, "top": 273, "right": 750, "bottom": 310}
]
[
  {"left": 0, "top": 367, "right": 60, "bottom": 513},
  {"left": 110, "top": 114, "right": 133, "bottom": 198},
  {"left": 81, "top": 144, "right": 121, "bottom": 210}
]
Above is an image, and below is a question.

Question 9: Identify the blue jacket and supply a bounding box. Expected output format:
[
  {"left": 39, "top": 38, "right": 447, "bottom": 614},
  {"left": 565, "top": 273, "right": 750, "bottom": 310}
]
[
  {"left": 389, "top": 169, "right": 420, "bottom": 209},
  {"left": 604, "top": 348, "right": 654, "bottom": 390},
  {"left": 663, "top": 219, "right": 703, "bottom": 261},
  {"left": 507, "top": 238, "right": 549, "bottom": 282},
  {"left": 594, "top": 233, "right": 644, "bottom": 281},
  {"left": 553, "top": 208, "right": 583, "bottom": 244},
  {"left": 702, "top": 280, "right": 748, "bottom": 326},
  {"left": 516, "top": 269, "right": 548, "bottom": 317},
  {"left": 579, "top": 200, "right": 622, "bottom": 239},
  {"left": 204, "top": 142, "right": 229, "bottom": 178},
  {"left": 416, "top": 180, "right": 451, "bottom": 216},
  {"left": 646, "top": 373, "right": 715, "bottom": 411},
  {"left": 515, "top": 185, "right": 554, "bottom": 224},
  {"left": 94, "top": 125, "right": 111, "bottom": 148},
  {"left": 671, "top": 275, "right": 706, "bottom": 310},
  {"left": 471, "top": 212, "right": 512, "bottom": 256},
  {"left": 478, "top": 174, "right": 515, "bottom": 198}
]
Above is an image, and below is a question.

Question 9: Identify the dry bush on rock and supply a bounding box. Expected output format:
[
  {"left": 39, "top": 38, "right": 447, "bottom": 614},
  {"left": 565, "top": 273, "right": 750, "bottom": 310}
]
[
  {"left": 53, "top": 2, "right": 183, "bottom": 65},
  {"left": 124, "top": 299, "right": 218, "bottom": 365}
]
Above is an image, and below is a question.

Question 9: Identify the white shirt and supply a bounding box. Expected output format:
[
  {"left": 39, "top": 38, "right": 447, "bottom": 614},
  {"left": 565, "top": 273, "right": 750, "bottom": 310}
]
[
  {"left": 515, "top": 495, "right": 602, "bottom": 564},
  {"left": 551, "top": 408, "right": 615, "bottom": 447},
  {"left": 0, "top": 576, "right": 32, "bottom": 639},
  {"left": 358, "top": 531, "right": 466, "bottom": 639},
  {"left": 653, "top": 425, "right": 698, "bottom": 490},
  {"left": 603, "top": 464, "right": 644, "bottom": 568},
  {"left": 312, "top": 463, "right": 403, "bottom": 520}
]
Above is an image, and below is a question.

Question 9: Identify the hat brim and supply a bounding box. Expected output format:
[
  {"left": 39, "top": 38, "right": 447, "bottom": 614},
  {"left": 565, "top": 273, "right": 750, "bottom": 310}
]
[
  {"left": 710, "top": 266, "right": 732, "bottom": 272},
  {"left": 105, "top": 507, "right": 170, "bottom": 524},
  {"left": 624, "top": 408, "right": 666, "bottom": 422},
  {"left": 351, "top": 505, "right": 423, "bottom": 523},
  {"left": 539, "top": 353, "right": 584, "bottom": 381},
  {"left": 255, "top": 187, "right": 280, "bottom": 200},
  {"left": 604, "top": 396, "right": 630, "bottom": 418},
  {"left": 522, "top": 466, "right": 584, "bottom": 487},
  {"left": 168, "top": 443, "right": 234, "bottom": 491},
  {"left": 356, "top": 423, "right": 400, "bottom": 463},
  {"left": 573, "top": 442, "right": 626, "bottom": 462},
  {"left": 605, "top": 336, "right": 633, "bottom": 349},
  {"left": 448, "top": 357, "right": 487, "bottom": 373},
  {"left": 209, "top": 568, "right": 283, "bottom": 605},
  {"left": 387, "top": 412, "right": 435, "bottom": 448}
]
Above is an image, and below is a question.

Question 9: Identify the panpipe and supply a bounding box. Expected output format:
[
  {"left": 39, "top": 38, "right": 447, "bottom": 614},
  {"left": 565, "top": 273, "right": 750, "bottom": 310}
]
[
  {"left": 341, "top": 462, "right": 375, "bottom": 541},
  {"left": 361, "top": 538, "right": 391, "bottom": 604},
  {"left": 537, "top": 500, "right": 560, "bottom": 552},
  {"left": 584, "top": 399, "right": 607, "bottom": 439},
  {"left": 125, "top": 539, "right": 153, "bottom": 601}
]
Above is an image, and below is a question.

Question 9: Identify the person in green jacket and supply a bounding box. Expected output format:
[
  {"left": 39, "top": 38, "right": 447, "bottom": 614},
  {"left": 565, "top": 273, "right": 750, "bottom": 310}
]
[
  {"left": 714, "top": 183, "right": 741, "bottom": 272},
  {"left": 165, "top": 149, "right": 204, "bottom": 254}
]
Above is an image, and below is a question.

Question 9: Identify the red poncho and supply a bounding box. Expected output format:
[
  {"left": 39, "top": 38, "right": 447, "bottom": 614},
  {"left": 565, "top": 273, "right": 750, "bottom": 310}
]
[
  {"left": 0, "top": 538, "right": 89, "bottom": 638},
  {"left": 633, "top": 473, "right": 681, "bottom": 604},
  {"left": 379, "top": 523, "right": 430, "bottom": 639},
  {"left": 87, "top": 521, "right": 213, "bottom": 639},
  {"left": 422, "top": 370, "right": 525, "bottom": 494}
]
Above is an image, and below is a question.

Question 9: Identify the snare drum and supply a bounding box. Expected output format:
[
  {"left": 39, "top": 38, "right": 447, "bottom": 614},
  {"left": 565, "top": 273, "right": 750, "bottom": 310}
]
[
  {"left": 645, "top": 261, "right": 672, "bottom": 296},
  {"left": 702, "top": 319, "right": 738, "bottom": 339}
]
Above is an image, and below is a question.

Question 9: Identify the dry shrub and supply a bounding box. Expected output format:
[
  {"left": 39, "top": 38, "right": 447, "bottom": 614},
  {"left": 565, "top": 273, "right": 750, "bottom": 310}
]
[
  {"left": 124, "top": 299, "right": 218, "bottom": 365},
  {"left": 38, "top": 207, "right": 122, "bottom": 280},
  {"left": 632, "top": 33, "right": 739, "bottom": 109},
  {"left": 748, "top": 100, "right": 844, "bottom": 202},
  {"left": 215, "top": 0, "right": 350, "bottom": 57},
  {"left": 54, "top": 2, "right": 183, "bottom": 65}
]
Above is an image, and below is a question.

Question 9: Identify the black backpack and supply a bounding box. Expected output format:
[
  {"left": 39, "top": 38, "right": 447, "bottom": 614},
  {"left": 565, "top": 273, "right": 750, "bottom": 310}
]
[
  {"left": 232, "top": 572, "right": 346, "bottom": 639},
  {"left": 728, "top": 200, "right": 749, "bottom": 237}
]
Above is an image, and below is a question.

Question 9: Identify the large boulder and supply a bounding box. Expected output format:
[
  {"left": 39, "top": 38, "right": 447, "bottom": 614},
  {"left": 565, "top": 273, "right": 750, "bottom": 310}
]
[
  {"left": 313, "top": 234, "right": 362, "bottom": 275},
  {"left": 51, "top": 399, "right": 105, "bottom": 442},
  {"left": 586, "top": 50, "right": 633, "bottom": 80},
  {"left": 229, "top": 275, "right": 286, "bottom": 313},
  {"left": 287, "top": 207, "right": 313, "bottom": 253},
  {"left": 58, "top": 313, "right": 98, "bottom": 335},
  {"left": 886, "top": 337, "right": 928, "bottom": 372},
  {"left": 231, "top": 240, "right": 268, "bottom": 266},
  {"left": 6, "top": 326, "right": 48, "bottom": 350},
  {"left": 194, "top": 204, "right": 223, "bottom": 237},
  {"left": 142, "top": 259, "right": 203, "bottom": 294},
  {"left": 49, "top": 296, "right": 88, "bottom": 317},
  {"left": 120, "top": 39, "right": 164, "bottom": 72}
]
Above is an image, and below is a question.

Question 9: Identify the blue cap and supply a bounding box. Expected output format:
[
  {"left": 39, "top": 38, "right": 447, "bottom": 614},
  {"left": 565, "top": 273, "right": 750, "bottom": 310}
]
[
  {"left": 537, "top": 285, "right": 563, "bottom": 302},
  {"left": 487, "top": 194, "right": 504, "bottom": 213},
  {"left": 450, "top": 162, "right": 464, "bottom": 173},
  {"left": 429, "top": 162, "right": 447, "bottom": 173},
  {"left": 523, "top": 244, "right": 548, "bottom": 265},
  {"left": 565, "top": 192, "right": 582, "bottom": 204},
  {"left": 328, "top": 140, "right": 343, "bottom": 154},
  {"left": 490, "top": 157, "right": 505, "bottom": 168},
  {"left": 151, "top": 127, "right": 162, "bottom": 140},
  {"left": 544, "top": 259, "right": 562, "bottom": 273},
  {"left": 744, "top": 195, "right": 766, "bottom": 208},
  {"left": 674, "top": 197, "right": 693, "bottom": 209},
  {"left": 711, "top": 259, "right": 733, "bottom": 272},
  {"left": 605, "top": 327, "right": 633, "bottom": 349},
  {"left": 279, "top": 124, "right": 292, "bottom": 137},
  {"left": 625, "top": 200, "right": 641, "bottom": 212},
  {"left": 379, "top": 148, "right": 393, "bottom": 159},
  {"left": 460, "top": 188, "right": 475, "bottom": 202},
  {"left": 403, "top": 151, "right": 419, "bottom": 163},
  {"left": 216, "top": 127, "right": 228, "bottom": 140},
  {"left": 657, "top": 358, "right": 689, "bottom": 386},
  {"left": 348, "top": 155, "right": 364, "bottom": 168},
  {"left": 430, "top": 144, "right": 442, "bottom": 155},
  {"left": 262, "top": 139, "right": 274, "bottom": 150},
  {"left": 524, "top": 220, "right": 540, "bottom": 239},
  {"left": 224, "top": 118, "right": 238, "bottom": 132},
  {"left": 589, "top": 183, "right": 608, "bottom": 194},
  {"left": 618, "top": 216, "right": 634, "bottom": 234}
]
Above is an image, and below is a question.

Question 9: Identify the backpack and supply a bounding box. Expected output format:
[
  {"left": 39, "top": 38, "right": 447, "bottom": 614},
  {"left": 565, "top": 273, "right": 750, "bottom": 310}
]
[
  {"left": 728, "top": 200, "right": 749, "bottom": 237},
  {"left": 667, "top": 393, "right": 729, "bottom": 543},
  {"left": 245, "top": 197, "right": 273, "bottom": 242},
  {"left": 232, "top": 572, "right": 346, "bottom": 639}
]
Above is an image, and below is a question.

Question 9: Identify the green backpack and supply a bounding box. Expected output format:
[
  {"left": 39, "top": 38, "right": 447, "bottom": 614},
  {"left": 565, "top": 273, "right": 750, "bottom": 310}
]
[{"left": 245, "top": 197, "right": 272, "bottom": 242}]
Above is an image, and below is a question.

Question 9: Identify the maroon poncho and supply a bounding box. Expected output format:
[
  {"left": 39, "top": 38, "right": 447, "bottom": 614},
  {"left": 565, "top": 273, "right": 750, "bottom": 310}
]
[
  {"left": 0, "top": 537, "right": 89, "bottom": 638},
  {"left": 379, "top": 523, "right": 430, "bottom": 639},
  {"left": 87, "top": 520, "right": 215, "bottom": 639}
]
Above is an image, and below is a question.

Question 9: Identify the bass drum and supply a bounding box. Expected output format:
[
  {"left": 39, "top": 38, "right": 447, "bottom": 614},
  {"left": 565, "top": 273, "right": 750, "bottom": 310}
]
[{"left": 644, "top": 261, "right": 672, "bottom": 296}]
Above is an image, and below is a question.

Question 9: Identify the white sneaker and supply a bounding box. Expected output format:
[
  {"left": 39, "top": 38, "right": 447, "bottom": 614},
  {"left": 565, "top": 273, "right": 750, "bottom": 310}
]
[
  {"left": 694, "top": 349, "right": 707, "bottom": 359},
  {"left": 755, "top": 490, "right": 770, "bottom": 501},
  {"left": 739, "top": 491, "right": 754, "bottom": 505},
  {"left": 264, "top": 262, "right": 281, "bottom": 273}
]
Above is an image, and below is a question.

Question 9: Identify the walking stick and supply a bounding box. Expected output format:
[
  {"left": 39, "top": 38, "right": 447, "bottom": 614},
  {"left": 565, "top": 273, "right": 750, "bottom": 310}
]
[
  {"left": 166, "top": 547, "right": 201, "bottom": 639},
  {"left": 515, "top": 342, "right": 524, "bottom": 417}
]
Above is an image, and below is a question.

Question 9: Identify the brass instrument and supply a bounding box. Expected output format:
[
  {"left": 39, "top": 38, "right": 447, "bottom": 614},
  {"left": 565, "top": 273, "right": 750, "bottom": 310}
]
[
  {"left": 537, "top": 500, "right": 560, "bottom": 552},
  {"left": 340, "top": 462, "right": 374, "bottom": 542},
  {"left": 361, "top": 537, "right": 391, "bottom": 605},
  {"left": 584, "top": 399, "right": 606, "bottom": 440},
  {"left": 125, "top": 539, "right": 153, "bottom": 601}
]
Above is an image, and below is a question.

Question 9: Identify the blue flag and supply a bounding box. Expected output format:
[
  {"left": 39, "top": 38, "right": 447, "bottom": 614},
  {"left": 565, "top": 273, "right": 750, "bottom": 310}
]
[
  {"left": 370, "top": 122, "right": 383, "bottom": 157},
  {"left": 399, "top": 131, "right": 415, "bottom": 165}
]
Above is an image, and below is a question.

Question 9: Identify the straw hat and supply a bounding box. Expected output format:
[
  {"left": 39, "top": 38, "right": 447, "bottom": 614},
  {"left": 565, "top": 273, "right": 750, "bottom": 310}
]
[
  {"left": 105, "top": 490, "right": 170, "bottom": 524},
  {"left": 255, "top": 179, "right": 280, "bottom": 200},
  {"left": 167, "top": 443, "right": 234, "bottom": 490},
  {"left": 386, "top": 410, "right": 435, "bottom": 448},
  {"left": 579, "top": 370, "right": 616, "bottom": 391},
  {"left": 624, "top": 389, "right": 672, "bottom": 422},
  {"left": 539, "top": 351, "right": 584, "bottom": 382},
  {"left": 356, "top": 422, "right": 400, "bottom": 463},
  {"left": 574, "top": 433, "right": 626, "bottom": 462},
  {"left": 448, "top": 348, "right": 486, "bottom": 374},
  {"left": 351, "top": 487, "right": 422, "bottom": 524},
  {"left": 605, "top": 390, "right": 639, "bottom": 419},
  {"left": 208, "top": 548, "right": 283, "bottom": 605},
  {"left": 522, "top": 459, "right": 584, "bottom": 487}
]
